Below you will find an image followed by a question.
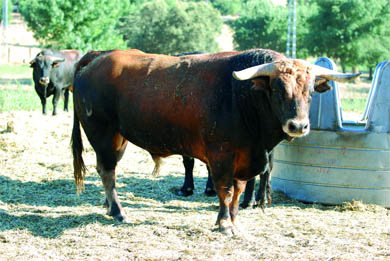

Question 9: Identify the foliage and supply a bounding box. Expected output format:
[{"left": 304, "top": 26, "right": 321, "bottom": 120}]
[
  {"left": 230, "top": 1, "right": 287, "bottom": 52},
  {"left": 18, "top": 0, "right": 128, "bottom": 52},
  {"left": 307, "top": 0, "right": 390, "bottom": 68},
  {"left": 210, "top": 0, "right": 242, "bottom": 15},
  {"left": 230, "top": 0, "right": 314, "bottom": 58},
  {"left": 119, "top": 0, "right": 222, "bottom": 54},
  {"left": 181, "top": 0, "right": 243, "bottom": 15},
  {"left": 0, "top": 0, "right": 13, "bottom": 23}
]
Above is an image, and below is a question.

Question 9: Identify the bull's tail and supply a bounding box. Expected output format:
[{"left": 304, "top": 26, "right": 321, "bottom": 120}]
[{"left": 71, "top": 109, "right": 87, "bottom": 193}]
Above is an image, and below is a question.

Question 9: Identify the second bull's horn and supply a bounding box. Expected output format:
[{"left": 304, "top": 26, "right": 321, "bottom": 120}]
[
  {"left": 310, "top": 64, "right": 361, "bottom": 82},
  {"left": 47, "top": 56, "right": 65, "bottom": 63}
]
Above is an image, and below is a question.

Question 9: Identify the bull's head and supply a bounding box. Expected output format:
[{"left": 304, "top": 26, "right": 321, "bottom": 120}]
[
  {"left": 30, "top": 54, "right": 65, "bottom": 86},
  {"left": 233, "top": 59, "right": 360, "bottom": 138}
]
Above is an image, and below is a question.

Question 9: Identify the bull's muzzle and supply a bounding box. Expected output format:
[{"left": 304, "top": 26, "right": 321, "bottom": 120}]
[
  {"left": 39, "top": 77, "right": 50, "bottom": 85},
  {"left": 283, "top": 118, "right": 310, "bottom": 137}
]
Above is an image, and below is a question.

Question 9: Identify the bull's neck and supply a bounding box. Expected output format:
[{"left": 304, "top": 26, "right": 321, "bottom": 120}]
[{"left": 234, "top": 87, "right": 286, "bottom": 151}]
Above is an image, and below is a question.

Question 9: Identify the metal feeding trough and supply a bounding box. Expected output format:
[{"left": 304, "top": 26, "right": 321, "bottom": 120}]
[{"left": 272, "top": 57, "right": 390, "bottom": 207}]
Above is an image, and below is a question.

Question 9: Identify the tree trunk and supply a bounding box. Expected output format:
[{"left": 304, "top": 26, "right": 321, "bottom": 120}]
[
  {"left": 341, "top": 64, "right": 346, "bottom": 73},
  {"left": 369, "top": 67, "right": 373, "bottom": 80},
  {"left": 352, "top": 67, "right": 360, "bottom": 83}
]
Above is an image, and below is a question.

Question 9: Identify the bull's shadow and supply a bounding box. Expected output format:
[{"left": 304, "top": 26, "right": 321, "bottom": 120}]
[
  {"left": 118, "top": 171, "right": 217, "bottom": 205},
  {"left": 0, "top": 173, "right": 217, "bottom": 208},
  {"left": 0, "top": 171, "right": 308, "bottom": 208},
  {"left": 0, "top": 175, "right": 102, "bottom": 207},
  {"left": 0, "top": 209, "right": 165, "bottom": 238},
  {"left": 0, "top": 210, "right": 113, "bottom": 238}
]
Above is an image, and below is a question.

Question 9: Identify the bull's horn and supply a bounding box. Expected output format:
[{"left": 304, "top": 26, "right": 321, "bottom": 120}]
[
  {"left": 311, "top": 64, "right": 361, "bottom": 82},
  {"left": 233, "top": 62, "right": 277, "bottom": 80},
  {"left": 29, "top": 58, "right": 36, "bottom": 64},
  {"left": 47, "top": 56, "right": 65, "bottom": 63}
]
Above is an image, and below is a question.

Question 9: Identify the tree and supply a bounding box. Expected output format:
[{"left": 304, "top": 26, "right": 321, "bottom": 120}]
[
  {"left": 307, "top": 0, "right": 390, "bottom": 71},
  {"left": 18, "top": 0, "right": 127, "bottom": 51},
  {"left": 118, "top": 0, "right": 223, "bottom": 54},
  {"left": 230, "top": 1, "right": 287, "bottom": 52},
  {"left": 230, "top": 0, "right": 314, "bottom": 58},
  {"left": 210, "top": 0, "right": 242, "bottom": 15}
]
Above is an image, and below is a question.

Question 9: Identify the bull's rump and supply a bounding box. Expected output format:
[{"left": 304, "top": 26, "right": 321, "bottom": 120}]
[{"left": 74, "top": 50, "right": 234, "bottom": 158}]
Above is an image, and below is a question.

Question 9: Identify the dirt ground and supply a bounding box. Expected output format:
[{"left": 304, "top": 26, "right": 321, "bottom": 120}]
[{"left": 0, "top": 110, "right": 389, "bottom": 260}]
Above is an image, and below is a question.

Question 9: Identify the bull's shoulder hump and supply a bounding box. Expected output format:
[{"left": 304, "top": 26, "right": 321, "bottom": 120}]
[{"left": 108, "top": 51, "right": 180, "bottom": 69}]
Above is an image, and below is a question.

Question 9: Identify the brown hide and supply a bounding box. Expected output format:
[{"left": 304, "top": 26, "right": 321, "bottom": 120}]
[{"left": 72, "top": 49, "right": 350, "bottom": 234}]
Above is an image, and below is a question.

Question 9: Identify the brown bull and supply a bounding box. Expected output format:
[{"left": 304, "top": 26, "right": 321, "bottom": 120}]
[{"left": 71, "top": 49, "right": 360, "bottom": 234}]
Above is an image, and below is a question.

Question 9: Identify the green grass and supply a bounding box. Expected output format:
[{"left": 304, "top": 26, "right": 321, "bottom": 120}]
[
  {"left": 0, "top": 88, "right": 73, "bottom": 113},
  {"left": 340, "top": 97, "right": 367, "bottom": 112},
  {"left": 0, "top": 64, "right": 72, "bottom": 113},
  {"left": 0, "top": 64, "right": 32, "bottom": 76}
]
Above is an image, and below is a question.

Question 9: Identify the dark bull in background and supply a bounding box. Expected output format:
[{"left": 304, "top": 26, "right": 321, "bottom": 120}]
[{"left": 30, "top": 49, "right": 83, "bottom": 115}]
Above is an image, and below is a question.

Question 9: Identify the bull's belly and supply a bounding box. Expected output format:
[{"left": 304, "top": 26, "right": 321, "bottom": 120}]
[{"left": 121, "top": 127, "right": 199, "bottom": 158}]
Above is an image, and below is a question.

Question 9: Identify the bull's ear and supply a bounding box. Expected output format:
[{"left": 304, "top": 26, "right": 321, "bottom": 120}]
[
  {"left": 251, "top": 78, "right": 269, "bottom": 91},
  {"left": 314, "top": 78, "right": 332, "bottom": 93},
  {"left": 29, "top": 59, "right": 36, "bottom": 68},
  {"left": 52, "top": 58, "right": 65, "bottom": 68}
]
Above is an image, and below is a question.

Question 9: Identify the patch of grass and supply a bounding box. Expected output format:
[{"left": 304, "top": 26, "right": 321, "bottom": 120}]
[
  {"left": 340, "top": 97, "right": 367, "bottom": 113},
  {"left": 0, "top": 88, "right": 72, "bottom": 113},
  {"left": 0, "top": 64, "right": 31, "bottom": 76}
]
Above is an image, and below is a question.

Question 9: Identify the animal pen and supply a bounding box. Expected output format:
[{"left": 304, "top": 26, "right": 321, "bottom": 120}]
[{"left": 272, "top": 57, "right": 390, "bottom": 208}]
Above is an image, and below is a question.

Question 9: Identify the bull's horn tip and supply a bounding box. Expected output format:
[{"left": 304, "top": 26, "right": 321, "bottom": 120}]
[{"left": 232, "top": 71, "right": 245, "bottom": 80}]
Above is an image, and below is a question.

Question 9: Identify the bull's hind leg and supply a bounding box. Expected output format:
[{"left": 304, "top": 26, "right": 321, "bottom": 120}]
[
  {"left": 92, "top": 131, "right": 128, "bottom": 222},
  {"left": 102, "top": 133, "right": 128, "bottom": 210}
]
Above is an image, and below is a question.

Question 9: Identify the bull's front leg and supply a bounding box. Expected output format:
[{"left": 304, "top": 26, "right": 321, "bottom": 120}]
[
  {"left": 230, "top": 179, "right": 247, "bottom": 225},
  {"left": 63, "top": 88, "right": 70, "bottom": 112},
  {"left": 208, "top": 152, "right": 239, "bottom": 235},
  {"left": 39, "top": 95, "right": 47, "bottom": 115},
  {"left": 52, "top": 88, "right": 61, "bottom": 115}
]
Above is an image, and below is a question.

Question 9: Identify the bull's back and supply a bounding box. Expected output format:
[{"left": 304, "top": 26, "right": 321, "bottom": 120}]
[{"left": 76, "top": 50, "right": 234, "bottom": 157}]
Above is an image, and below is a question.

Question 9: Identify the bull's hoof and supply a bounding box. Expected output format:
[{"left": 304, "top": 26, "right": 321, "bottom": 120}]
[
  {"left": 114, "top": 213, "right": 127, "bottom": 223},
  {"left": 177, "top": 189, "right": 194, "bottom": 197},
  {"left": 218, "top": 220, "right": 239, "bottom": 236},
  {"left": 240, "top": 201, "right": 253, "bottom": 209},
  {"left": 253, "top": 201, "right": 267, "bottom": 212},
  {"left": 103, "top": 198, "right": 109, "bottom": 208},
  {"left": 204, "top": 188, "right": 217, "bottom": 197}
]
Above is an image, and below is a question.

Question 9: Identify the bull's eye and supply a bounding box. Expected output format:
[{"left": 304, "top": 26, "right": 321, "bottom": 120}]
[{"left": 52, "top": 63, "right": 59, "bottom": 68}]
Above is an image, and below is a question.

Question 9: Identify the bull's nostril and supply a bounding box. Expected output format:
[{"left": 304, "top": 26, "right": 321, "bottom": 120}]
[{"left": 288, "top": 122, "right": 297, "bottom": 133}]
